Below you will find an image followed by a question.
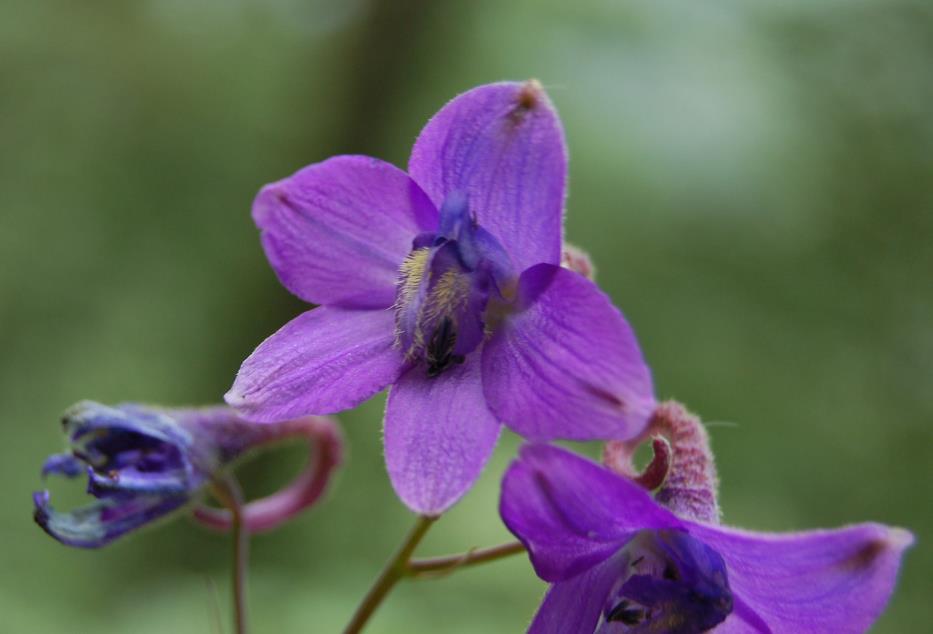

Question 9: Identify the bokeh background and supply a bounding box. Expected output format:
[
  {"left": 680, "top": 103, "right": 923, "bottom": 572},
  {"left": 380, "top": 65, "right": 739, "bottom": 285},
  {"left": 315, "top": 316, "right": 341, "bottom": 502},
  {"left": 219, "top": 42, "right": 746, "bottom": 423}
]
[{"left": 2, "top": 1, "right": 930, "bottom": 632}]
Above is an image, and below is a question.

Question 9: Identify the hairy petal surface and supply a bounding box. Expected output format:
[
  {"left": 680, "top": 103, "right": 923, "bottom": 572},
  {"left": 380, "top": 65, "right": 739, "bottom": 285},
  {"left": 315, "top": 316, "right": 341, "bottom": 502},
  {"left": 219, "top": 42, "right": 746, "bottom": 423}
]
[
  {"left": 226, "top": 307, "right": 403, "bottom": 422},
  {"left": 254, "top": 155, "right": 438, "bottom": 309},
  {"left": 529, "top": 556, "right": 622, "bottom": 634},
  {"left": 409, "top": 81, "right": 567, "bottom": 272},
  {"left": 483, "top": 265, "right": 655, "bottom": 441},
  {"left": 689, "top": 521, "right": 914, "bottom": 634},
  {"left": 384, "top": 355, "right": 501, "bottom": 515},
  {"left": 501, "top": 444, "right": 682, "bottom": 581}
]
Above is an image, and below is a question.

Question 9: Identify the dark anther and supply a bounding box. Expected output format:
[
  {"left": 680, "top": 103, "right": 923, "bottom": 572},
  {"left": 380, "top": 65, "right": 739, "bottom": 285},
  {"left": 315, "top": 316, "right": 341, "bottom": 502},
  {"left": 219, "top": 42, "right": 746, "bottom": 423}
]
[
  {"left": 427, "top": 317, "right": 461, "bottom": 377},
  {"left": 663, "top": 563, "right": 680, "bottom": 581},
  {"left": 606, "top": 600, "right": 647, "bottom": 626}
]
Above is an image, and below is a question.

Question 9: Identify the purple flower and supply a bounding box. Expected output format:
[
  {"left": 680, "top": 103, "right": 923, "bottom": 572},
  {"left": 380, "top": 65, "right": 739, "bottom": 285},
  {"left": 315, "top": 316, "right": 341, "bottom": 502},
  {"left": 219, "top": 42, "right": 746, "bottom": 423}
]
[
  {"left": 34, "top": 401, "right": 342, "bottom": 548},
  {"left": 500, "top": 443, "right": 913, "bottom": 633},
  {"left": 225, "top": 80, "right": 655, "bottom": 515}
]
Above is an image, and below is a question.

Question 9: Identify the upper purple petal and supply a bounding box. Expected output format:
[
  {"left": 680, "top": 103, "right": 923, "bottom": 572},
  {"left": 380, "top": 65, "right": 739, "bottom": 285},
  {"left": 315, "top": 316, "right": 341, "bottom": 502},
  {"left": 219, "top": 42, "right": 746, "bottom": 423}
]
[
  {"left": 384, "top": 354, "right": 501, "bottom": 515},
  {"left": 41, "top": 453, "right": 83, "bottom": 478},
  {"left": 408, "top": 81, "right": 567, "bottom": 272},
  {"left": 59, "top": 402, "right": 203, "bottom": 493},
  {"left": 64, "top": 401, "right": 195, "bottom": 455},
  {"left": 483, "top": 265, "right": 655, "bottom": 441},
  {"left": 529, "top": 554, "right": 623, "bottom": 634},
  {"left": 688, "top": 521, "right": 913, "bottom": 634},
  {"left": 226, "top": 306, "right": 404, "bottom": 422},
  {"left": 253, "top": 155, "right": 438, "bottom": 309},
  {"left": 500, "top": 444, "right": 682, "bottom": 582}
]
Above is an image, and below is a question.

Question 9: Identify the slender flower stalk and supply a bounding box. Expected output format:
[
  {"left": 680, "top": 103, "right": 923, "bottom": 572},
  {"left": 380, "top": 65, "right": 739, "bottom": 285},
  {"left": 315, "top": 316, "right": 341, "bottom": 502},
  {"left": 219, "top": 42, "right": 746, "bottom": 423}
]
[
  {"left": 344, "top": 520, "right": 528, "bottom": 632},
  {"left": 344, "top": 516, "right": 437, "bottom": 634},
  {"left": 209, "top": 475, "right": 249, "bottom": 634},
  {"left": 407, "top": 540, "right": 525, "bottom": 577}
]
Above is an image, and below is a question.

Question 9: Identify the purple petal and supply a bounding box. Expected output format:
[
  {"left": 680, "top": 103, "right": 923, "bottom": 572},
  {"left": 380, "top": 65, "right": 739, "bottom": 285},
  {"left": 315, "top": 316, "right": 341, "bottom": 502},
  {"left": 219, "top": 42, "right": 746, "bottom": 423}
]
[
  {"left": 500, "top": 444, "right": 682, "bottom": 581},
  {"left": 254, "top": 155, "right": 438, "bottom": 309},
  {"left": 60, "top": 402, "right": 204, "bottom": 491},
  {"left": 688, "top": 521, "right": 914, "bottom": 633},
  {"left": 86, "top": 464, "right": 191, "bottom": 496},
  {"left": 529, "top": 555, "right": 621, "bottom": 634},
  {"left": 483, "top": 265, "right": 655, "bottom": 441},
  {"left": 226, "top": 307, "right": 403, "bottom": 422},
  {"left": 384, "top": 354, "right": 501, "bottom": 515},
  {"left": 65, "top": 401, "right": 194, "bottom": 453},
  {"left": 41, "top": 454, "right": 83, "bottom": 479},
  {"left": 408, "top": 81, "right": 567, "bottom": 272},
  {"left": 33, "top": 489, "right": 188, "bottom": 549}
]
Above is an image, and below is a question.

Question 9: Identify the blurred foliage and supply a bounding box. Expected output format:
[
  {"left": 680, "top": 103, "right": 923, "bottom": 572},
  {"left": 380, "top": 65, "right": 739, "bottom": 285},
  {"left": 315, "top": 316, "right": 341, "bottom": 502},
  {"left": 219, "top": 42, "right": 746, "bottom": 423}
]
[{"left": 1, "top": 0, "right": 930, "bottom": 632}]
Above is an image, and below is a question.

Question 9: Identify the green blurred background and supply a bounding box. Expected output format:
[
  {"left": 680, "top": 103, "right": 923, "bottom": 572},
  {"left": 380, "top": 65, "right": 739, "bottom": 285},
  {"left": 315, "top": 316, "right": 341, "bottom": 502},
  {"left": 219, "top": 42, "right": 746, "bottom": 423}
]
[{"left": 2, "top": 1, "right": 930, "bottom": 632}]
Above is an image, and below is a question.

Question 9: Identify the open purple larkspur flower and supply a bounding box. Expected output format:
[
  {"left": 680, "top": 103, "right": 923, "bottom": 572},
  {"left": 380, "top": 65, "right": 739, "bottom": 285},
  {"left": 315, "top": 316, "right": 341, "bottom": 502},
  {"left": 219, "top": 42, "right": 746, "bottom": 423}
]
[
  {"left": 501, "top": 443, "right": 912, "bottom": 633},
  {"left": 225, "top": 81, "right": 655, "bottom": 515},
  {"left": 34, "top": 401, "right": 341, "bottom": 548}
]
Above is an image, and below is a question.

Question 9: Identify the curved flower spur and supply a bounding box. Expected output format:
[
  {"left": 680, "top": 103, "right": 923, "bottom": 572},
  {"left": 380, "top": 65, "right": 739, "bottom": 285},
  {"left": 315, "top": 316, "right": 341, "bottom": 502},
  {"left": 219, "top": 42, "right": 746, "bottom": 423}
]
[
  {"left": 34, "top": 401, "right": 342, "bottom": 548},
  {"left": 500, "top": 405, "right": 913, "bottom": 634},
  {"left": 226, "top": 81, "right": 656, "bottom": 514}
]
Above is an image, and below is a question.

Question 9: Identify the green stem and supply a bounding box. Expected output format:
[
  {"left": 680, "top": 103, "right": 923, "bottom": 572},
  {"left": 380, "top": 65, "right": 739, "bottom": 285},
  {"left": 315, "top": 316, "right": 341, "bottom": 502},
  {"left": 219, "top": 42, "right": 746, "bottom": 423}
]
[
  {"left": 210, "top": 476, "right": 249, "bottom": 634},
  {"left": 343, "top": 515, "right": 437, "bottom": 634},
  {"left": 406, "top": 541, "right": 525, "bottom": 577}
]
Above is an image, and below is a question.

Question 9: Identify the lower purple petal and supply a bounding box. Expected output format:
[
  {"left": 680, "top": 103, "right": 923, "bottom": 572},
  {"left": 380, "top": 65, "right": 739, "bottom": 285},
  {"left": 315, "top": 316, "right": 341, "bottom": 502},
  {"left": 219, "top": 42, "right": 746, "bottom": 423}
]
[
  {"left": 34, "top": 489, "right": 189, "bottom": 549},
  {"left": 226, "top": 306, "right": 403, "bottom": 422},
  {"left": 483, "top": 264, "right": 655, "bottom": 442},
  {"left": 688, "top": 521, "right": 913, "bottom": 634},
  {"left": 529, "top": 555, "right": 621, "bottom": 634},
  {"left": 384, "top": 355, "right": 500, "bottom": 515}
]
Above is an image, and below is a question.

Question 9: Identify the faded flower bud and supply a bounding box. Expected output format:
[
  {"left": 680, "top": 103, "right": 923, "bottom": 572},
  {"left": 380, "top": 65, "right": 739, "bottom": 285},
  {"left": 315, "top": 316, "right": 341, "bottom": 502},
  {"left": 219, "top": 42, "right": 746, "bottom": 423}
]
[{"left": 34, "top": 401, "right": 342, "bottom": 548}]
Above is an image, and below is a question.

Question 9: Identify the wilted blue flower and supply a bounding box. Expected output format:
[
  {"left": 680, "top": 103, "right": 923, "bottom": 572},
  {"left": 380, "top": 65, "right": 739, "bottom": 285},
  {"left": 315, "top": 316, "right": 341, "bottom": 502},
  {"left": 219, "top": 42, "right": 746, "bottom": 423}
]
[
  {"left": 34, "top": 401, "right": 341, "bottom": 548},
  {"left": 226, "top": 80, "right": 655, "bottom": 515}
]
